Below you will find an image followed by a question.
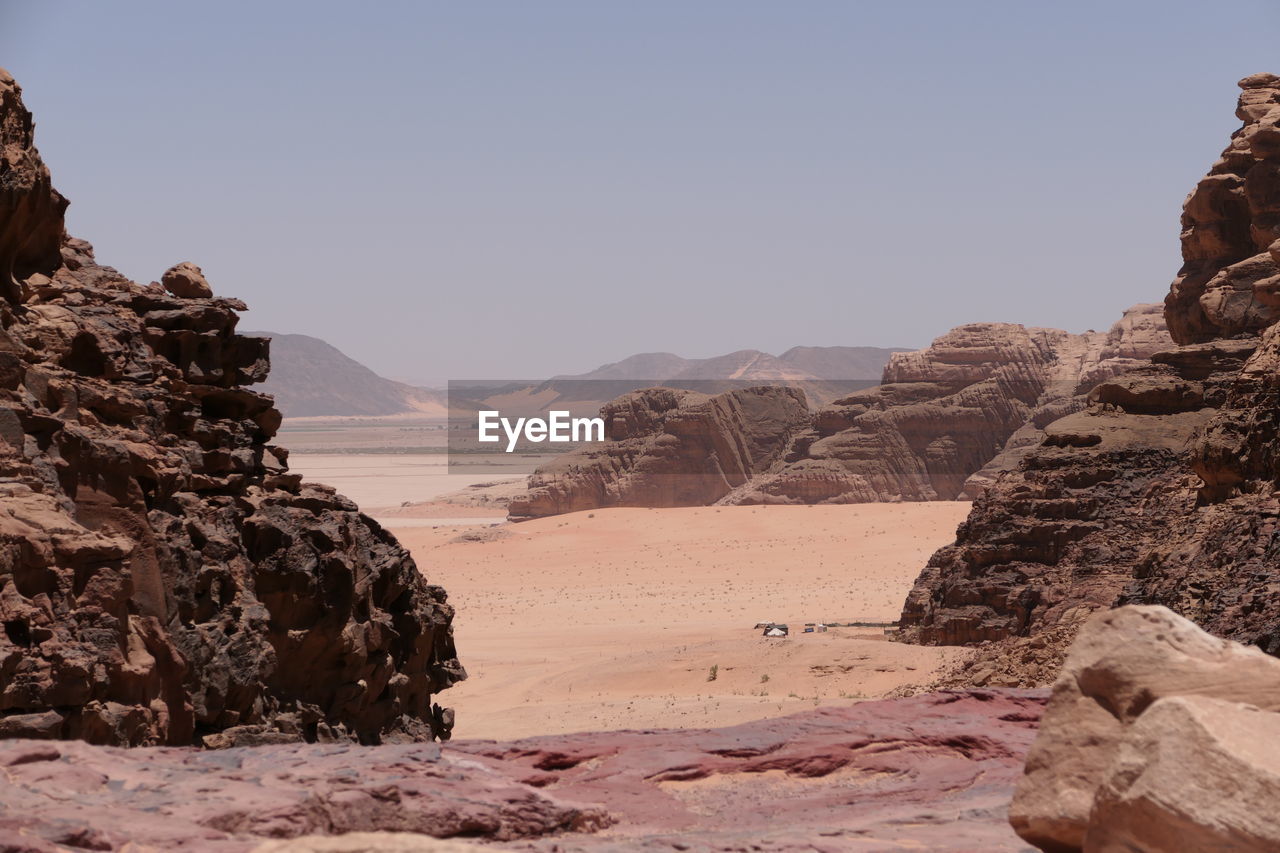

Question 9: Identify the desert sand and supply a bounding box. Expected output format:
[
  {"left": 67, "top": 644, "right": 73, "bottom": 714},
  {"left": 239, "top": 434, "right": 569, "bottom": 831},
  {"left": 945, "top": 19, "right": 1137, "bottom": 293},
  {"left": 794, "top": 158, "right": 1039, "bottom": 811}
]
[
  {"left": 284, "top": 453, "right": 528, "bottom": 523},
  {"left": 390, "top": 502, "right": 972, "bottom": 739}
]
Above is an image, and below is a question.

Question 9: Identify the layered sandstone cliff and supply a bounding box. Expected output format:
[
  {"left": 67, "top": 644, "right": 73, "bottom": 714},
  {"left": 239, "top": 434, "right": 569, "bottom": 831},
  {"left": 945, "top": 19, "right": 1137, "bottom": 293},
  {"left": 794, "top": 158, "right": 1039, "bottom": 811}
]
[
  {"left": 0, "top": 70, "right": 463, "bottom": 745},
  {"left": 509, "top": 308, "right": 1170, "bottom": 517},
  {"left": 739, "top": 304, "right": 1170, "bottom": 505},
  {"left": 899, "top": 73, "right": 1280, "bottom": 677},
  {"left": 507, "top": 386, "right": 809, "bottom": 518}
]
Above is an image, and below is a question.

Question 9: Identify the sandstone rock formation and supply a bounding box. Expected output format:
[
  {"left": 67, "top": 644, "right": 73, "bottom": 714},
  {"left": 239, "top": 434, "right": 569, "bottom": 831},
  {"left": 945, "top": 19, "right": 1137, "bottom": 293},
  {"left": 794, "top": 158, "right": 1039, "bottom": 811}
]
[
  {"left": 739, "top": 305, "right": 1170, "bottom": 505},
  {"left": 0, "top": 70, "right": 462, "bottom": 745},
  {"left": 510, "top": 308, "right": 1170, "bottom": 517},
  {"left": 1166, "top": 72, "right": 1280, "bottom": 343},
  {"left": 0, "top": 70, "right": 66, "bottom": 306},
  {"left": 508, "top": 385, "right": 810, "bottom": 518},
  {"left": 899, "top": 74, "right": 1280, "bottom": 668},
  {"left": 0, "top": 688, "right": 1046, "bottom": 851},
  {"left": 1009, "top": 605, "right": 1280, "bottom": 852}
]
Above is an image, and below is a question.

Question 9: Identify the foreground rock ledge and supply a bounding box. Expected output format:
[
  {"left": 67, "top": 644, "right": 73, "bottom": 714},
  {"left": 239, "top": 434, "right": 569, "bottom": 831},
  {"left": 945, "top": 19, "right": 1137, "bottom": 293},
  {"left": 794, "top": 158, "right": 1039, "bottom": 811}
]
[{"left": 0, "top": 689, "right": 1045, "bottom": 852}]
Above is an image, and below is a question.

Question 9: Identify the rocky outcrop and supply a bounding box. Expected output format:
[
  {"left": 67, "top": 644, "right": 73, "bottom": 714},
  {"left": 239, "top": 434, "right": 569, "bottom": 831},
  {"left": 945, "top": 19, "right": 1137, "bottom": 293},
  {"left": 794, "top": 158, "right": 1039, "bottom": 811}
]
[
  {"left": 959, "top": 302, "right": 1173, "bottom": 498},
  {"left": 0, "top": 70, "right": 462, "bottom": 745},
  {"left": 1166, "top": 72, "right": 1280, "bottom": 342},
  {"left": 1010, "top": 605, "right": 1280, "bottom": 853},
  {"left": 0, "top": 70, "right": 66, "bottom": 305},
  {"left": 899, "top": 74, "right": 1280, "bottom": 677},
  {"left": 739, "top": 305, "right": 1171, "bottom": 505},
  {"left": 508, "top": 386, "right": 810, "bottom": 519},
  {"left": 509, "top": 310, "right": 1170, "bottom": 518},
  {"left": 0, "top": 688, "right": 1047, "bottom": 851}
]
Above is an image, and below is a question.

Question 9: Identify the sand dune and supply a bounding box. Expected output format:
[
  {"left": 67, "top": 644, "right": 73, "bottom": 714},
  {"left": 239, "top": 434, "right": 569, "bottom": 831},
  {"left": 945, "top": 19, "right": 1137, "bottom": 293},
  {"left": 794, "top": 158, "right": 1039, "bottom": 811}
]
[{"left": 391, "top": 502, "right": 972, "bottom": 739}]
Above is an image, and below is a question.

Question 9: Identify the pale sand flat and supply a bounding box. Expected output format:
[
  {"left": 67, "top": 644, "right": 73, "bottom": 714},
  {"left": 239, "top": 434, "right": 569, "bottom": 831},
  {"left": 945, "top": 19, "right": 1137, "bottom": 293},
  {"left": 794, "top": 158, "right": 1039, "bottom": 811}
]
[{"left": 392, "top": 503, "right": 973, "bottom": 740}]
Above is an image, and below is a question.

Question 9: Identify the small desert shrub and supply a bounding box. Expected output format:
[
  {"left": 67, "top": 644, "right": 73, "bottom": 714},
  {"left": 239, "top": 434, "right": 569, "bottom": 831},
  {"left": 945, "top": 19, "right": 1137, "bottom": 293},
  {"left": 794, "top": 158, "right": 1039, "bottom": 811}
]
[
  {"left": 760, "top": 673, "right": 770, "bottom": 683},
  {"left": 707, "top": 664, "right": 719, "bottom": 682}
]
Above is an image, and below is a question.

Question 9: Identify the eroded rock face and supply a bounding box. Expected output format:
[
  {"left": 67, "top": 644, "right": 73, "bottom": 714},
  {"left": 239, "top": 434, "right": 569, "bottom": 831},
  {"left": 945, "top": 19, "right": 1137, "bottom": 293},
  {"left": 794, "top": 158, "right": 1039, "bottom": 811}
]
[
  {"left": 0, "top": 70, "right": 67, "bottom": 304},
  {"left": 508, "top": 386, "right": 810, "bottom": 519},
  {"left": 1167, "top": 73, "right": 1280, "bottom": 343},
  {"left": 509, "top": 310, "right": 1171, "bottom": 518},
  {"left": 0, "top": 688, "right": 1047, "bottom": 852},
  {"left": 0, "top": 70, "right": 462, "bottom": 745},
  {"left": 899, "top": 75, "right": 1280, "bottom": 664},
  {"left": 1009, "top": 605, "right": 1280, "bottom": 853},
  {"left": 742, "top": 306, "right": 1171, "bottom": 506}
]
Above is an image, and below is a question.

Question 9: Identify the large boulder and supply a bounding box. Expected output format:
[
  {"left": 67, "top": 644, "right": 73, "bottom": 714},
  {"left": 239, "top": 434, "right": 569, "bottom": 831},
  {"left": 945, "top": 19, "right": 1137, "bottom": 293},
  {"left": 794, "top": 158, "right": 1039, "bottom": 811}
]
[
  {"left": 160, "top": 262, "right": 214, "bottom": 299},
  {"left": 1086, "top": 695, "right": 1280, "bottom": 852},
  {"left": 1009, "top": 605, "right": 1280, "bottom": 851}
]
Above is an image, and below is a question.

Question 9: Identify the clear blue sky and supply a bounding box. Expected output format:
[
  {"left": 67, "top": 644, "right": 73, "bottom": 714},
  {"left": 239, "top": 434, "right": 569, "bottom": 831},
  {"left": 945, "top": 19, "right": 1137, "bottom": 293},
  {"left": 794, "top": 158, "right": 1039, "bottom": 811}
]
[{"left": 2, "top": 1, "right": 1277, "bottom": 382}]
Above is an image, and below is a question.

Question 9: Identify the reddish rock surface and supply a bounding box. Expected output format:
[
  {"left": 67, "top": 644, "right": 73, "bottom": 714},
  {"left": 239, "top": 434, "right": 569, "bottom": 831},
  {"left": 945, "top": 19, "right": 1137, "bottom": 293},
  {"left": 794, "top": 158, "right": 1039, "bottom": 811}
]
[
  {"left": 0, "top": 70, "right": 462, "bottom": 745},
  {"left": 899, "top": 74, "right": 1280, "bottom": 681},
  {"left": 0, "top": 688, "right": 1047, "bottom": 851}
]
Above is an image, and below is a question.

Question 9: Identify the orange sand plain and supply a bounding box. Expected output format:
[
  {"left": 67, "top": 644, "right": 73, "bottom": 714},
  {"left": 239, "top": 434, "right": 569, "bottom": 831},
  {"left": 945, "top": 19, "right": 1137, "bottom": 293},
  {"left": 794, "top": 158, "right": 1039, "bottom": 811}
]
[{"left": 391, "top": 503, "right": 973, "bottom": 740}]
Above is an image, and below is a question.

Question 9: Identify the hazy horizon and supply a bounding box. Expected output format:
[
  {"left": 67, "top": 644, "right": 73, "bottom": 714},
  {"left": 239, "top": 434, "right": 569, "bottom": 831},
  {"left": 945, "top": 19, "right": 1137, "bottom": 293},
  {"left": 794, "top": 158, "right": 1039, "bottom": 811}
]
[
  {"left": 2, "top": 1, "right": 1278, "bottom": 380},
  {"left": 244, "top": 327, "right": 910, "bottom": 388}
]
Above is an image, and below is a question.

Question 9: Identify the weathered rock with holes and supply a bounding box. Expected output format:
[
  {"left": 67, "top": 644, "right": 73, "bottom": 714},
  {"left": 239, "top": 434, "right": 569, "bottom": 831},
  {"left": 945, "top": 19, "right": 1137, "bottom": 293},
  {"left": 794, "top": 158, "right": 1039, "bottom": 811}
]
[{"left": 0, "top": 69, "right": 463, "bottom": 746}]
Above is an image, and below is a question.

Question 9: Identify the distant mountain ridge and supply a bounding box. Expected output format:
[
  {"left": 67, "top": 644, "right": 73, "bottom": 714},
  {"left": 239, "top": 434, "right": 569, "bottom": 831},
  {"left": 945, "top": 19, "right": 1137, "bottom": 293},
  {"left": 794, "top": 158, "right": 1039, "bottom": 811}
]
[
  {"left": 253, "top": 335, "right": 908, "bottom": 419},
  {"left": 560, "top": 346, "right": 907, "bottom": 382},
  {"left": 247, "top": 332, "right": 446, "bottom": 418}
]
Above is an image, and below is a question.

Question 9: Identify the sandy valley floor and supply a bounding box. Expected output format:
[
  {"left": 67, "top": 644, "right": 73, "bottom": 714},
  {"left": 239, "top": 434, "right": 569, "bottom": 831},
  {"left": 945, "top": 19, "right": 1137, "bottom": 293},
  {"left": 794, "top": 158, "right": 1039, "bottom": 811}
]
[
  {"left": 390, "top": 503, "right": 972, "bottom": 740},
  {"left": 285, "top": 453, "right": 528, "bottom": 526}
]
